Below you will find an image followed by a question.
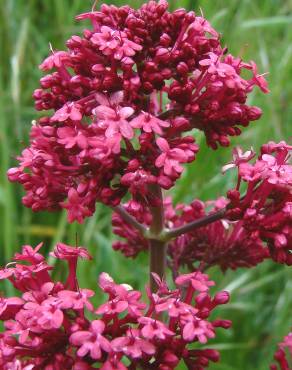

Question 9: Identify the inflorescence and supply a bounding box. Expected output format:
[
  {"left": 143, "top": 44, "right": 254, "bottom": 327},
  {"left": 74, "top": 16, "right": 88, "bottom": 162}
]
[
  {"left": 3, "top": 1, "right": 292, "bottom": 369},
  {"left": 0, "top": 244, "right": 230, "bottom": 369}
]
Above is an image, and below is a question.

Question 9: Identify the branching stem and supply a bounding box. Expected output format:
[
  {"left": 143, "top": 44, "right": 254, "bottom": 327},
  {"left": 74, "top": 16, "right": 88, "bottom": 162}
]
[
  {"left": 112, "top": 205, "right": 148, "bottom": 236},
  {"left": 165, "top": 208, "right": 226, "bottom": 240}
]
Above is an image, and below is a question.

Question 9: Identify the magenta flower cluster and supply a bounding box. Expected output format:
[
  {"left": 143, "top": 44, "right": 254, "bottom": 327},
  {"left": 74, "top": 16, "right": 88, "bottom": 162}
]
[
  {"left": 225, "top": 141, "right": 292, "bottom": 265},
  {"left": 0, "top": 243, "right": 230, "bottom": 370},
  {"left": 7, "top": 0, "right": 268, "bottom": 222},
  {"left": 3, "top": 0, "right": 291, "bottom": 368}
]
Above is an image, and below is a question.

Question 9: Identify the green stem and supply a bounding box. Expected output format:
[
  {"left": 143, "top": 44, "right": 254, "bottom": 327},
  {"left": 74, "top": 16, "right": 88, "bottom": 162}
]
[
  {"left": 148, "top": 185, "right": 166, "bottom": 292},
  {"left": 165, "top": 208, "right": 226, "bottom": 240},
  {"left": 113, "top": 205, "right": 148, "bottom": 236}
]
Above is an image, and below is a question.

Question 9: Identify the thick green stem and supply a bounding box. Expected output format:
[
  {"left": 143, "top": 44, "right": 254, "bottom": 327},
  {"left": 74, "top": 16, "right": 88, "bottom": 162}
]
[
  {"left": 148, "top": 185, "right": 166, "bottom": 292},
  {"left": 149, "top": 239, "right": 167, "bottom": 291}
]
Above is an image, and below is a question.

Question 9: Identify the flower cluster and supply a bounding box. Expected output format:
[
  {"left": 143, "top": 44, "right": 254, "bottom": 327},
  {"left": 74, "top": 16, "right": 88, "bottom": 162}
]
[
  {"left": 7, "top": 0, "right": 267, "bottom": 223},
  {"left": 0, "top": 243, "right": 231, "bottom": 369},
  {"left": 270, "top": 332, "right": 292, "bottom": 370},
  {"left": 113, "top": 196, "right": 269, "bottom": 274},
  {"left": 225, "top": 141, "right": 292, "bottom": 265},
  {"left": 167, "top": 199, "right": 269, "bottom": 275}
]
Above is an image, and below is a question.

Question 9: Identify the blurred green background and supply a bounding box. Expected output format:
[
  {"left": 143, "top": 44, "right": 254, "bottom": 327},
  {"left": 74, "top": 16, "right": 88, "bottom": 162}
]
[{"left": 0, "top": 0, "right": 291, "bottom": 369}]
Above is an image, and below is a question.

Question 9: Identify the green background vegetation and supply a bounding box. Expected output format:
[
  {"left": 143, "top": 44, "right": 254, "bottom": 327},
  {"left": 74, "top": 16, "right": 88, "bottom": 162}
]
[{"left": 0, "top": 0, "right": 291, "bottom": 368}]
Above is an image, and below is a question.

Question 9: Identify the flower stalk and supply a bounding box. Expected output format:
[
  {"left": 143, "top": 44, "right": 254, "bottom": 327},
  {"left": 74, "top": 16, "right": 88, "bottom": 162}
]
[
  {"left": 165, "top": 208, "right": 226, "bottom": 240},
  {"left": 112, "top": 205, "right": 148, "bottom": 236},
  {"left": 148, "top": 184, "right": 167, "bottom": 291}
]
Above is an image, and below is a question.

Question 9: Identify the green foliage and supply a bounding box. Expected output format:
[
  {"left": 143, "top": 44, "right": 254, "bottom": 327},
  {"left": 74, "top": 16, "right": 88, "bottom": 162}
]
[{"left": 0, "top": 0, "right": 291, "bottom": 369}]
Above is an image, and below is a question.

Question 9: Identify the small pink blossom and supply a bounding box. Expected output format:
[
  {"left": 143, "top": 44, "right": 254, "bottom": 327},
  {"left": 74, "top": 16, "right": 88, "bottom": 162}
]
[
  {"left": 130, "top": 112, "right": 170, "bottom": 134},
  {"left": 51, "top": 103, "right": 82, "bottom": 122},
  {"left": 138, "top": 317, "right": 175, "bottom": 340},
  {"left": 175, "top": 271, "right": 215, "bottom": 292},
  {"left": 91, "top": 26, "right": 142, "bottom": 60},
  {"left": 182, "top": 317, "right": 215, "bottom": 343},
  {"left": 155, "top": 138, "right": 188, "bottom": 177},
  {"left": 222, "top": 146, "right": 255, "bottom": 173},
  {"left": 39, "top": 51, "right": 70, "bottom": 70},
  {"left": 61, "top": 188, "right": 92, "bottom": 223},
  {"left": 57, "top": 289, "right": 94, "bottom": 311},
  {"left": 57, "top": 127, "right": 88, "bottom": 149},
  {"left": 70, "top": 320, "right": 111, "bottom": 359},
  {"left": 94, "top": 104, "right": 134, "bottom": 140},
  {"left": 111, "top": 329, "right": 155, "bottom": 358},
  {"left": 51, "top": 242, "right": 92, "bottom": 261}
]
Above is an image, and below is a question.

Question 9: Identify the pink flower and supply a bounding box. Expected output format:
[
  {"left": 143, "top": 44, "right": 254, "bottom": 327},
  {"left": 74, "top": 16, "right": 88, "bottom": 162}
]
[
  {"left": 70, "top": 320, "right": 111, "bottom": 359},
  {"left": 101, "top": 357, "right": 127, "bottom": 370},
  {"left": 155, "top": 138, "right": 188, "bottom": 177},
  {"left": 155, "top": 298, "right": 197, "bottom": 318},
  {"left": 51, "top": 103, "right": 82, "bottom": 122},
  {"left": 57, "top": 289, "right": 94, "bottom": 311},
  {"left": 226, "top": 142, "right": 292, "bottom": 265},
  {"left": 96, "top": 274, "right": 145, "bottom": 318},
  {"left": 182, "top": 316, "right": 215, "bottom": 343},
  {"left": 57, "top": 127, "right": 88, "bottom": 149},
  {"left": 0, "top": 242, "right": 231, "bottom": 369},
  {"left": 248, "top": 61, "right": 270, "bottom": 93},
  {"left": 130, "top": 112, "right": 170, "bottom": 134},
  {"left": 222, "top": 146, "right": 255, "bottom": 173},
  {"left": 111, "top": 329, "right": 155, "bottom": 359},
  {"left": 14, "top": 243, "right": 44, "bottom": 264},
  {"left": 138, "top": 317, "right": 174, "bottom": 340},
  {"left": 94, "top": 104, "right": 134, "bottom": 140},
  {"left": 39, "top": 51, "right": 70, "bottom": 70},
  {"left": 61, "top": 188, "right": 92, "bottom": 223},
  {"left": 51, "top": 242, "right": 92, "bottom": 261},
  {"left": 91, "top": 26, "right": 142, "bottom": 60},
  {"left": 175, "top": 271, "right": 215, "bottom": 292},
  {"left": 36, "top": 304, "right": 64, "bottom": 330}
]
